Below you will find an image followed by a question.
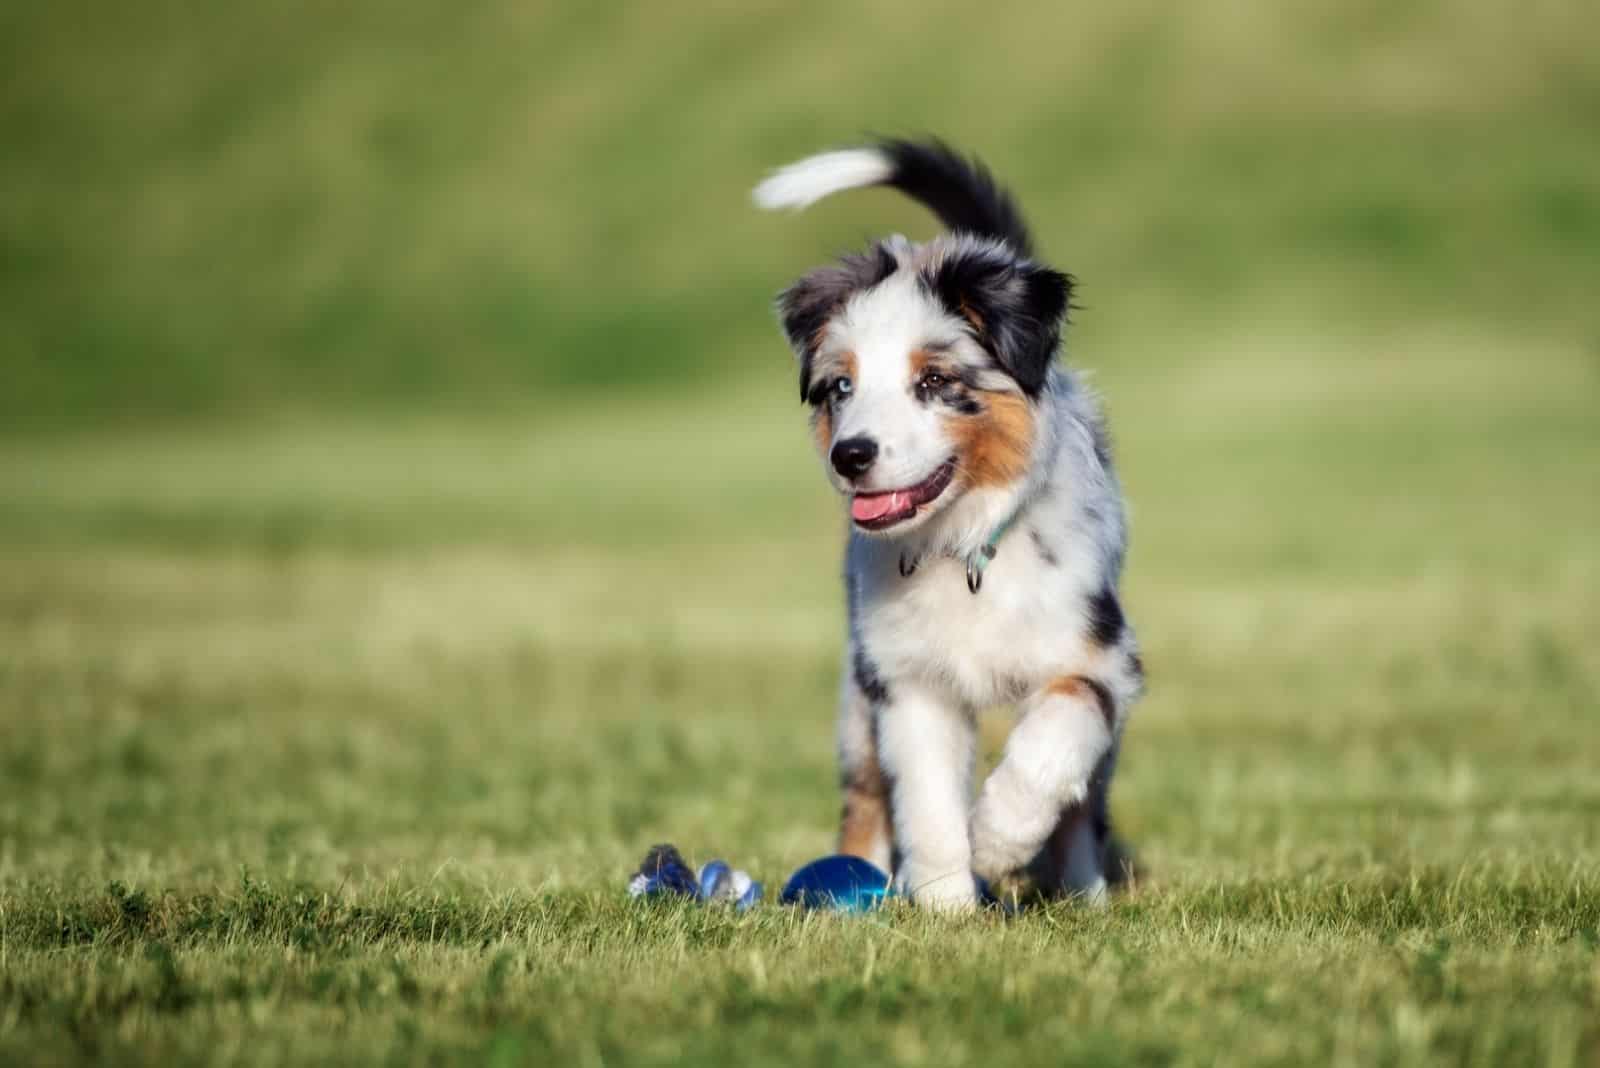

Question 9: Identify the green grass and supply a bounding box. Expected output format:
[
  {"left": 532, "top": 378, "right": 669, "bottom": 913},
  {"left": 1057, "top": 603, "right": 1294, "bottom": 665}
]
[
  {"left": 2, "top": 324, "right": 1597, "bottom": 1064},
  {"left": 4, "top": 0, "right": 1600, "bottom": 1063}
]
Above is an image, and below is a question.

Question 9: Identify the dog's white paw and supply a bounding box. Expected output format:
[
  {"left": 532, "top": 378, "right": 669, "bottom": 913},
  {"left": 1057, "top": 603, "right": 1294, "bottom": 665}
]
[
  {"left": 969, "top": 832, "right": 1035, "bottom": 887},
  {"left": 894, "top": 865, "right": 979, "bottom": 912},
  {"left": 969, "top": 775, "right": 1062, "bottom": 885}
]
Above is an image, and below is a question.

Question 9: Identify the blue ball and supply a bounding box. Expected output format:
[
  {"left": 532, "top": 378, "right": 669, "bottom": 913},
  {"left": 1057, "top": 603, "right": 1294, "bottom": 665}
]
[
  {"left": 698, "top": 859, "right": 733, "bottom": 900},
  {"left": 779, "top": 855, "right": 893, "bottom": 911}
]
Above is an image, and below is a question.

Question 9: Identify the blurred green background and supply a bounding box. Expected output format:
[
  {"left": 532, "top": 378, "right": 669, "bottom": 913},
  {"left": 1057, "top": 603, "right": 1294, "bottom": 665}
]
[
  {"left": 3, "top": 0, "right": 1597, "bottom": 428},
  {"left": 2, "top": 2, "right": 1598, "bottom": 1064}
]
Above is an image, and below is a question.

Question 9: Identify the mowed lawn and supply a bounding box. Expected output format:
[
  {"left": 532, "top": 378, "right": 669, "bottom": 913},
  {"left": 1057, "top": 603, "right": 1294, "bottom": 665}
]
[
  {"left": 2, "top": 324, "right": 1596, "bottom": 1065},
  {"left": 4, "top": 0, "right": 1600, "bottom": 1061}
]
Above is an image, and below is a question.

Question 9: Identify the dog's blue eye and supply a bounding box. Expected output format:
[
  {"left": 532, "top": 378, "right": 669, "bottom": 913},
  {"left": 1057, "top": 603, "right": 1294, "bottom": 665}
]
[{"left": 833, "top": 377, "right": 853, "bottom": 397}]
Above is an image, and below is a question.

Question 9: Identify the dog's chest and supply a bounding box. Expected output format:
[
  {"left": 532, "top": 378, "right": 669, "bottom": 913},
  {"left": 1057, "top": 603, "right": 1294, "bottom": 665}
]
[{"left": 856, "top": 545, "right": 1094, "bottom": 709}]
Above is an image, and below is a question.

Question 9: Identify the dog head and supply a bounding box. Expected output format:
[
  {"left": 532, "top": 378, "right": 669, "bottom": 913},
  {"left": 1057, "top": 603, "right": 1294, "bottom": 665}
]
[
  {"left": 778, "top": 235, "right": 1070, "bottom": 536},
  {"left": 758, "top": 141, "right": 1072, "bottom": 539}
]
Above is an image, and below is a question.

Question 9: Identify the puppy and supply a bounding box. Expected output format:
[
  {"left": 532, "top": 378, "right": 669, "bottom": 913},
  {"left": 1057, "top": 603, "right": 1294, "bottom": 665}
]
[{"left": 754, "top": 140, "right": 1143, "bottom": 910}]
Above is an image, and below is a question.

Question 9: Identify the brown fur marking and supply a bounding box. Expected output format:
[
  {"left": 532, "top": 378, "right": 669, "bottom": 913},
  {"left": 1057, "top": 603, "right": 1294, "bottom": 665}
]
[
  {"left": 838, "top": 760, "right": 891, "bottom": 860},
  {"left": 1045, "top": 674, "right": 1116, "bottom": 731},
  {"left": 908, "top": 348, "right": 944, "bottom": 376},
  {"left": 811, "top": 407, "right": 832, "bottom": 457},
  {"left": 947, "top": 390, "right": 1034, "bottom": 488}
]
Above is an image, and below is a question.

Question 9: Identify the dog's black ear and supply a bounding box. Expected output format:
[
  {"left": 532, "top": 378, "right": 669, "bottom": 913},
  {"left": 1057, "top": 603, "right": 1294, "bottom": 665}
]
[
  {"left": 926, "top": 246, "right": 1071, "bottom": 395},
  {"left": 776, "top": 244, "right": 899, "bottom": 401}
]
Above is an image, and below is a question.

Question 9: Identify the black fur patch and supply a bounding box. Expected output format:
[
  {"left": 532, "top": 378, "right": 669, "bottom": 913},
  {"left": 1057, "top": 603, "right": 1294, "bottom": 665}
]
[
  {"left": 923, "top": 245, "right": 1071, "bottom": 395},
  {"left": 915, "top": 371, "right": 982, "bottom": 413},
  {"left": 876, "top": 138, "right": 1035, "bottom": 255},
  {"left": 1086, "top": 587, "right": 1125, "bottom": 647},
  {"left": 1090, "top": 800, "right": 1110, "bottom": 845},
  {"left": 1029, "top": 527, "right": 1058, "bottom": 566},
  {"left": 1081, "top": 677, "right": 1116, "bottom": 731},
  {"left": 852, "top": 646, "right": 891, "bottom": 706},
  {"left": 778, "top": 242, "right": 900, "bottom": 402}
]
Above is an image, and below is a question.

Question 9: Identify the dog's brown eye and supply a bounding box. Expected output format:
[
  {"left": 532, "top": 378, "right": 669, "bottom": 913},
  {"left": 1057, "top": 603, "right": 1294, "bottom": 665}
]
[{"left": 920, "top": 372, "right": 948, "bottom": 391}]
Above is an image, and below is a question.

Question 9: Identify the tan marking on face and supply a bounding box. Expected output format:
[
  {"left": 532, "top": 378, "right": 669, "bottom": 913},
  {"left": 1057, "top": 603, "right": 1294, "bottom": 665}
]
[
  {"left": 807, "top": 351, "right": 854, "bottom": 458},
  {"left": 947, "top": 390, "right": 1034, "bottom": 488},
  {"left": 811, "top": 348, "right": 856, "bottom": 388},
  {"left": 811, "top": 405, "right": 832, "bottom": 457},
  {"left": 1044, "top": 674, "right": 1116, "bottom": 730},
  {"left": 908, "top": 348, "right": 940, "bottom": 376}
]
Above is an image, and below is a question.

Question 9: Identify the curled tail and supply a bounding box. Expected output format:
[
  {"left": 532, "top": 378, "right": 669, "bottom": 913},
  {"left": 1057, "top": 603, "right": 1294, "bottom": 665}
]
[{"left": 753, "top": 138, "right": 1035, "bottom": 256}]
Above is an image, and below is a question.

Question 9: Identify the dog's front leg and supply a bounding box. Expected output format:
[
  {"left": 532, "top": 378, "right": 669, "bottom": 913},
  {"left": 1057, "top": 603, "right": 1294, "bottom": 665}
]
[
  {"left": 970, "top": 675, "right": 1117, "bottom": 896},
  {"left": 836, "top": 662, "right": 893, "bottom": 872},
  {"left": 875, "top": 682, "right": 979, "bottom": 912}
]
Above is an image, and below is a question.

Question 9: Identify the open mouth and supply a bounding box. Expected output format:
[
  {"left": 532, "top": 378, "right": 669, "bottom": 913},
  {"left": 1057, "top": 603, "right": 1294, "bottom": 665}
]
[{"left": 850, "top": 460, "right": 956, "bottom": 530}]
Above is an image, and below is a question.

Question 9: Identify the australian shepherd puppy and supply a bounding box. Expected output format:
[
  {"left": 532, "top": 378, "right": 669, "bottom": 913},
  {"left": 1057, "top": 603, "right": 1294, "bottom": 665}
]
[{"left": 754, "top": 140, "right": 1144, "bottom": 911}]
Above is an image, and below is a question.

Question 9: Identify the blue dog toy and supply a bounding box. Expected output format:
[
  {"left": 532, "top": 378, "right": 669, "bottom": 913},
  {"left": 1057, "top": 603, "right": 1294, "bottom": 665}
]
[
  {"left": 627, "top": 844, "right": 762, "bottom": 910},
  {"left": 627, "top": 845, "right": 1006, "bottom": 913},
  {"left": 779, "top": 854, "right": 894, "bottom": 911}
]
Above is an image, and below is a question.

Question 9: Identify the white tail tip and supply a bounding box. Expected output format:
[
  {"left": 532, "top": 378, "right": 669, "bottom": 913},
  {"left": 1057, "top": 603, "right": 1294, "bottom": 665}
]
[{"left": 752, "top": 148, "right": 894, "bottom": 212}]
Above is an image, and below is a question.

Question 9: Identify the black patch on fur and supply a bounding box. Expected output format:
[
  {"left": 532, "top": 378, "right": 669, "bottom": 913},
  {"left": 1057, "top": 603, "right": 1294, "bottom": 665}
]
[
  {"left": 1091, "top": 753, "right": 1138, "bottom": 889},
  {"left": 1081, "top": 677, "right": 1116, "bottom": 731},
  {"left": 845, "top": 574, "right": 889, "bottom": 704},
  {"left": 929, "top": 367, "right": 985, "bottom": 414},
  {"left": 923, "top": 245, "right": 1072, "bottom": 395},
  {"left": 1029, "top": 527, "right": 1058, "bottom": 566},
  {"left": 778, "top": 242, "right": 899, "bottom": 402},
  {"left": 915, "top": 371, "right": 982, "bottom": 414},
  {"left": 877, "top": 138, "right": 1035, "bottom": 255},
  {"left": 852, "top": 646, "right": 891, "bottom": 706},
  {"left": 1086, "top": 587, "right": 1125, "bottom": 647},
  {"left": 1091, "top": 806, "right": 1111, "bottom": 845}
]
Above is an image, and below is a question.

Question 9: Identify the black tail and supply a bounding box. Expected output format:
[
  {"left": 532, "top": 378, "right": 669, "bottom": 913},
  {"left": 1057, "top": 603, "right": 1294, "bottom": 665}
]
[{"left": 876, "top": 138, "right": 1035, "bottom": 256}]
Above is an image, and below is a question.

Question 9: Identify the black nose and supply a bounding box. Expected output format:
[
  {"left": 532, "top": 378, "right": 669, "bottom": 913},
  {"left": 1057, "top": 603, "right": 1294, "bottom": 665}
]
[{"left": 830, "top": 436, "right": 879, "bottom": 479}]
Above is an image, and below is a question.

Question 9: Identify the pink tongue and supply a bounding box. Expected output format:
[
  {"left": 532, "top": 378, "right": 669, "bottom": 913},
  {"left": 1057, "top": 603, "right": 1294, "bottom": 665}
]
[{"left": 851, "top": 490, "right": 914, "bottom": 523}]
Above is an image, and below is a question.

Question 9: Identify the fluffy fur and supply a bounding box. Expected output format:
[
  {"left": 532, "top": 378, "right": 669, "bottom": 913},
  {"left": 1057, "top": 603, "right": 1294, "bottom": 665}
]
[{"left": 755, "top": 139, "right": 1144, "bottom": 911}]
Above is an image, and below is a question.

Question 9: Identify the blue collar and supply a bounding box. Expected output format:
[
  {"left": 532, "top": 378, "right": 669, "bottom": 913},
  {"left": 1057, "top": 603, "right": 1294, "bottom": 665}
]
[
  {"left": 896, "top": 501, "right": 1027, "bottom": 593},
  {"left": 963, "top": 508, "right": 1021, "bottom": 594}
]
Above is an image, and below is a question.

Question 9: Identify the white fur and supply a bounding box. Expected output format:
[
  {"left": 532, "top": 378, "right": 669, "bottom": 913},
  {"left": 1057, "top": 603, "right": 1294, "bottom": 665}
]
[
  {"left": 969, "top": 685, "right": 1113, "bottom": 884},
  {"left": 874, "top": 681, "right": 979, "bottom": 912},
  {"left": 752, "top": 148, "right": 894, "bottom": 211}
]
